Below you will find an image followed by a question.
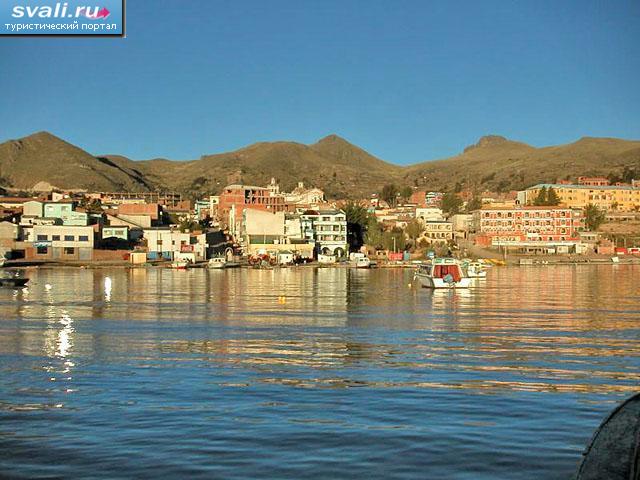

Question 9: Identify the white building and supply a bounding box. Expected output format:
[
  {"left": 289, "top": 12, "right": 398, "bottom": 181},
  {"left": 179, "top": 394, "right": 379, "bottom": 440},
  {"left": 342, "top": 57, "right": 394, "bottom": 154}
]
[
  {"left": 301, "top": 209, "right": 348, "bottom": 257},
  {"left": 143, "top": 229, "right": 207, "bottom": 261},
  {"left": 416, "top": 207, "right": 444, "bottom": 222},
  {"left": 422, "top": 220, "right": 453, "bottom": 243}
]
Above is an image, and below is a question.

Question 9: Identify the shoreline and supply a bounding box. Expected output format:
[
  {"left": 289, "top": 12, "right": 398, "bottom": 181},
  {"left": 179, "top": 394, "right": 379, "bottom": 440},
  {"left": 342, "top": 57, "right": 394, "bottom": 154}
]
[{"left": 2, "top": 256, "right": 639, "bottom": 270}]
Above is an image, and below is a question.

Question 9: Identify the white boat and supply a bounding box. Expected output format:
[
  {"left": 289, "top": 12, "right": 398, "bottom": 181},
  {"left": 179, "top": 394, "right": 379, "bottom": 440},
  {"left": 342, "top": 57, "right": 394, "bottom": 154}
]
[
  {"left": 464, "top": 260, "right": 487, "bottom": 278},
  {"left": 208, "top": 257, "right": 226, "bottom": 269},
  {"left": 170, "top": 260, "right": 190, "bottom": 270},
  {"left": 414, "top": 258, "right": 472, "bottom": 289},
  {"left": 318, "top": 254, "right": 337, "bottom": 264},
  {"left": 349, "top": 252, "right": 371, "bottom": 268}
]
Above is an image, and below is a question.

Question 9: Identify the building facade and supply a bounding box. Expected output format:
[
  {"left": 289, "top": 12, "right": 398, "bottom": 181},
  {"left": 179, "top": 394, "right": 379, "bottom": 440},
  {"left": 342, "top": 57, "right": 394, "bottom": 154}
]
[
  {"left": 523, "top": 184, "right": 640, "bottom": 211},
  {"left": 473, "top": 206, "right": 584, "bottom": 252},
  {"left": 22, "top": 225, "right": 95, "bottom": 260},
  {"left": 300, "top": 210, "right": 347, "bottom": 257}
]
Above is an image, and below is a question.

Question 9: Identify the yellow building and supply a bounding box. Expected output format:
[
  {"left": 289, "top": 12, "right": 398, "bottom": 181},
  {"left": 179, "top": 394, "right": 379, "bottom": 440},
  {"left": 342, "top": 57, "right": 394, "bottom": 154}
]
[{"left": 524, "top": 184, "right": 640, "bottom": 211}]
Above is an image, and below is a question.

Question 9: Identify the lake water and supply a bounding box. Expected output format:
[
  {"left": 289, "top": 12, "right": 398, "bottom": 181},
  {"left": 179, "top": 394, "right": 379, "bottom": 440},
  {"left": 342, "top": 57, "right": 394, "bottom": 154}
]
[{"left": 0, "top": 265, "right": 639, "bottom": 479}]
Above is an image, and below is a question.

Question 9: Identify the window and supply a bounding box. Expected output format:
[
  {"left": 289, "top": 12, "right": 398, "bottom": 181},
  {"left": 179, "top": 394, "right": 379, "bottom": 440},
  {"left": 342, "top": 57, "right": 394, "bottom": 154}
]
[
  {"left": 64, "top": 247, "right": 75, "bottom": 255},
  {"left": 52, "top": 235, "right": 60, "bottom": 241},
  {"left": 79, "top": 235, "right": 89, "bottom": 242},
  {"left": 36, "top": 246, "right": 48, "bottom": 255},
  {"left": 36, "top": 234, "right": 48, "bottom": 241},
  {"left": 64, "top": 235, "right": 74, "bottom": 241}
]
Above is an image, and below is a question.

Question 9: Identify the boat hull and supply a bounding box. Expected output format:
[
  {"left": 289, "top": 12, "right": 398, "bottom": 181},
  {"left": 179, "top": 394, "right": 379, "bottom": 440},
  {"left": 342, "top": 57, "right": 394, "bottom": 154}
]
[{"left": 415, "top": 272, "right": 472, "bottom": 289}]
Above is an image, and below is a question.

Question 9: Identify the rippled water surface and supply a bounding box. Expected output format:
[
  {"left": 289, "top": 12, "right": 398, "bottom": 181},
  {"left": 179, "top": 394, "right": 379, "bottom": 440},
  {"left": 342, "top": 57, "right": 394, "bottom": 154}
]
[{"left": 1, "top": 265, "right": 639, "bottom": 479}]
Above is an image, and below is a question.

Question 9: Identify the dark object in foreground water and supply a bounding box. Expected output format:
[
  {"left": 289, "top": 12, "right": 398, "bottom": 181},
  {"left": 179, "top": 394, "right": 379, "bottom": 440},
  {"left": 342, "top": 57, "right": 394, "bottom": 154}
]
[
  {"left": 0, "top": 278, "right": 29, "bottom": 287},
  {"left": 575, "top": 392, "right": 640, "bottom": 480}
]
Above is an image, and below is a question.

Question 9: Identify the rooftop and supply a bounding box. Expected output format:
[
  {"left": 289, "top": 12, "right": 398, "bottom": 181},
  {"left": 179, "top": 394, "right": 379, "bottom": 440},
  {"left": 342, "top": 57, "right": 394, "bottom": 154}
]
[{"left": 527, "top": 183, "right": 639, "bottom": 191}]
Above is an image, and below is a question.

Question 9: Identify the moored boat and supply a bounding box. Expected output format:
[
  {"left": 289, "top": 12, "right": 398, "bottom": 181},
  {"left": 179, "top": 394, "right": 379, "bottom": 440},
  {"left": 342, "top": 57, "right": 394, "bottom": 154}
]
[
  {"left": 464, "top": 260, "right": 487, "bottom": 278},
  {"left": 414, "top": 258, "right": 472, "bottom": 289},
  {"left": 349, "top": 252, "right": 371, "bottom": 269},
  {"left": 208, "top": 257, "right": 226, "bottom": 269},
  {"left": 170, "top": 260, "right": 190, "bottom": 270}
]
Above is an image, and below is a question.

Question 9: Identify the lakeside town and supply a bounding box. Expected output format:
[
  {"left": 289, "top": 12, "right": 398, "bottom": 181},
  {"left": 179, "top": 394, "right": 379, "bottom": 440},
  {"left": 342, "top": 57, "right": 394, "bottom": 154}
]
[{"left": 0, "top": 173, "right": 639, "bottom": 269}]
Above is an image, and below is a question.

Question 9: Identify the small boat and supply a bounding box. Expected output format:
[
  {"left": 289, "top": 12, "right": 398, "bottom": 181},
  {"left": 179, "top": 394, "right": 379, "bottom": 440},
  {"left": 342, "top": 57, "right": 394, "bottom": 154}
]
[
  {"left": 464, "top": 260, "right": 487, "bottom": 278},
  {"left": 0, "top": 277, "right": 29, "bottom": 288},
  {"left": 170, "top": 260, "right": 190, "bottom": 270},
  {"left": 349, "top": 253, "right": 371, "bottom": 269},
  {"left": 318, "top": 254, "right": 337, "bottom": 264},
  {"left": 575, "top": 392, "right": 640, "bottom": 480},
  {"left": 414, "top": 258, "right": 472, "bottom": 289},
  {"left": 208, "top": 257, "right": 226, "bottom": 269}
]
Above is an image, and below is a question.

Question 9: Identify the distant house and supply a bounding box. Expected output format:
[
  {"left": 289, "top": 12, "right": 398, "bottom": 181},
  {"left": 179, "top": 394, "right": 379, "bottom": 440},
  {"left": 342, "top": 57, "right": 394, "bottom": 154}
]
[
  {"left": 21, "top": 200, "right": 89, "bottom": 226},
  {"left": 21, "top": 225, "right": 95, "bottom": 261}
]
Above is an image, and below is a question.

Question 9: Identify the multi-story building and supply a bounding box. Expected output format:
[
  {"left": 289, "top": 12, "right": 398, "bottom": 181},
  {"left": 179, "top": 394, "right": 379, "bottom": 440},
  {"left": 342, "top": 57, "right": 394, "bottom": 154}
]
[
  {"left": 218, "top": 184, "right": 287, "bottom": 228},
  {"left": 422, "top": 220, "right": 453, "bottom": 243},
  {"left": 22, "top": 200, "right": 89, "bottom": 226},
  {"left": 285, "top": 182, "right": 325, "bottom": 208},
  {"left": 301, "top": 209, "right": 347, "bottom": 257},
  {"left": 523, "top": 183, "right": 640, "bottom": 211},
  {"left": 473, "top": 206, "right": 584, "bottom": 253},
  {"left": 21, "top": 225, "right": 95, "bottom": 261},
  {"left": 450, "top": 213, "right": 474, "bottom": 238},
  {"left": 578, "top": 176, "right": 610, "bottom": 187},
  {"left": 416, "top": 207, "right": 444, "bottom": 222},
  {"left": 143, "top": 228, "right": 218, "bottom": 262}
]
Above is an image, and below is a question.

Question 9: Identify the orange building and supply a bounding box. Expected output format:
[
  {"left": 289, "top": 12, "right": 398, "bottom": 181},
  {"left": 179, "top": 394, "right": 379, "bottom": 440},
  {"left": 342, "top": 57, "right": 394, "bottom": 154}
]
[
  {"left": 473, "top": 206, "right": 584, "bottom": 250},
  {"left": 218, "top": 185, "right": 287, "bottom": 220}
]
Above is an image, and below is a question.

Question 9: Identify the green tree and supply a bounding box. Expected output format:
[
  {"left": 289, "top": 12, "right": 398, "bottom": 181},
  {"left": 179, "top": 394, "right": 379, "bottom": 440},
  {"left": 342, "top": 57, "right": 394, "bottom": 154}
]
[
  {"left": 399, "top": 186, "right": 413, "bottom": 204},
  {"left": 405, "top": 219, "right": 423, "bottom": 245},
  {"left": 584, "top": 203, "right": 605, "bottom": 231},
  {"left": 441, "top": 192, "right": 463, "bottom": 215},
  {"left": 380, "top": 184, "right": 399, "bottom": 207},
  {"left": 382, "top": 227, "right": 406, "bottom": 252},
  {"left": 343, "top": 202, "right": 370, "bottom": 251},
  {"left": 533, "top": 186, "right": 548, "bottom": 206},
  {"left": 466, "top": 196, "right": 482, "bottom": 212},
  {"left": 179, "top": 218, "right": 199, "bottom": 232},
  {"left": 546, "top": 187, "right": 560, "bottom": 206},
  {"left": 364, "top": 215, "right": 383, "bottom": 249}
]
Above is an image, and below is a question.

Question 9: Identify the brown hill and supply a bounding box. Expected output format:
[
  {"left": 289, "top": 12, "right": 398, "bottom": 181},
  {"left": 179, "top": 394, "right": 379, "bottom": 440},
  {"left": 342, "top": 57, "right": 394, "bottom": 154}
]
[
  {"left": 1, "top": 131, "right": 639, "bottom": 198},
  {"left": 0, "top": 132, "right": 153, "bottom": 192},
  {"left": 404, "top": 135, "right": 640, "bottom": 192}
]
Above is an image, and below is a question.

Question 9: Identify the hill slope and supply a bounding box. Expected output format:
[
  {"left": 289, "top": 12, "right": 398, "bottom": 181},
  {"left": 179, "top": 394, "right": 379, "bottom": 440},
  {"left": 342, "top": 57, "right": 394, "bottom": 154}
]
[
  {"left": 0, "top": 132, "right": 154, "bottom": 192},
  {"left": 1, "top": 131, "right": 639, "bottom": 198},
  {"left": 404, "top": 135, "right": 640, "bottom": 192}
]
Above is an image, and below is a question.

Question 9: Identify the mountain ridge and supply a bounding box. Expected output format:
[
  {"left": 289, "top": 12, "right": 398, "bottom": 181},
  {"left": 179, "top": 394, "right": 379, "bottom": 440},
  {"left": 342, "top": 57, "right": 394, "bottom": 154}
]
[{"left": 1, "top": 131, "right": 639, "bottom": 198}]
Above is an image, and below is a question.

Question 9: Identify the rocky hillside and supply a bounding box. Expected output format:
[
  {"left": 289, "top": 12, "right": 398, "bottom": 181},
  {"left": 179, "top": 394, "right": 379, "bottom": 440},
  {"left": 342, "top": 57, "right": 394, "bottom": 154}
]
[{"left": 1, "top": 131, "right": 639, "bottom": 198}]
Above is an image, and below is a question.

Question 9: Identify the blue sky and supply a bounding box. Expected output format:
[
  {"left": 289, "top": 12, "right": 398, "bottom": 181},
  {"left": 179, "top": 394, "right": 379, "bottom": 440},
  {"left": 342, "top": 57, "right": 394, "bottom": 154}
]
[{"left": 1, "top": 0, "right": 639, "bottom": 164}]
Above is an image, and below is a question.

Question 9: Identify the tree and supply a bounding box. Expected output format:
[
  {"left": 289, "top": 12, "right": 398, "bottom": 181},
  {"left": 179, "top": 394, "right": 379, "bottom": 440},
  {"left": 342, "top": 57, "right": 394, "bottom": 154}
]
[
  {"left": 584, "top": 203, "right": 605, "bottom": 231},
  {"left": 380, "top": 184, "right": 399, "bottom": 207},
  {"left": 405, "top": 219, "right": 423, "bottom": 245},
  {"left": 441, "top": 192, "right": 463, "bottom": 215},
  {"left": 466, "top": 196, "right": 482, "bottom": 212},
  {"left": 546, "top": 187, "right": 560, "bottom": 206},
  {"left": 343, "top": 202, "right": 370, "bottom": 251},
  {"left": 382, "top": 228, "right": 406, "bottom": 252},
  {"left": 179, "top": 218, "right": 199, "bottom": 232},
  {"left": 399, "top": 186, "right": 413, "bottom": 204},
  {"left": 364, "top": 216, "right": 383, "bottom": 249},
  {"left": 533, "top": 186, "right": 548, "bottom": 206}
]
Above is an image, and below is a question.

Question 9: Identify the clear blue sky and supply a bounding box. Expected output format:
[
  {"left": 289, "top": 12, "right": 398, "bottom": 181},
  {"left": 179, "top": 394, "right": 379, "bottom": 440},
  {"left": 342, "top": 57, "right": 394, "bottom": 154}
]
[{"left": 1, "top": 0, "right": 639, "bottom": 164}]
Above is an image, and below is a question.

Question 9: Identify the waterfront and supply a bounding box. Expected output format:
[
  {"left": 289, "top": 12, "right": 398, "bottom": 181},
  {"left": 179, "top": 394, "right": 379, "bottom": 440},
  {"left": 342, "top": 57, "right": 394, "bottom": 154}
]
[{"left": 0, "top": 265, "right": 639, "bottom": 479}]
